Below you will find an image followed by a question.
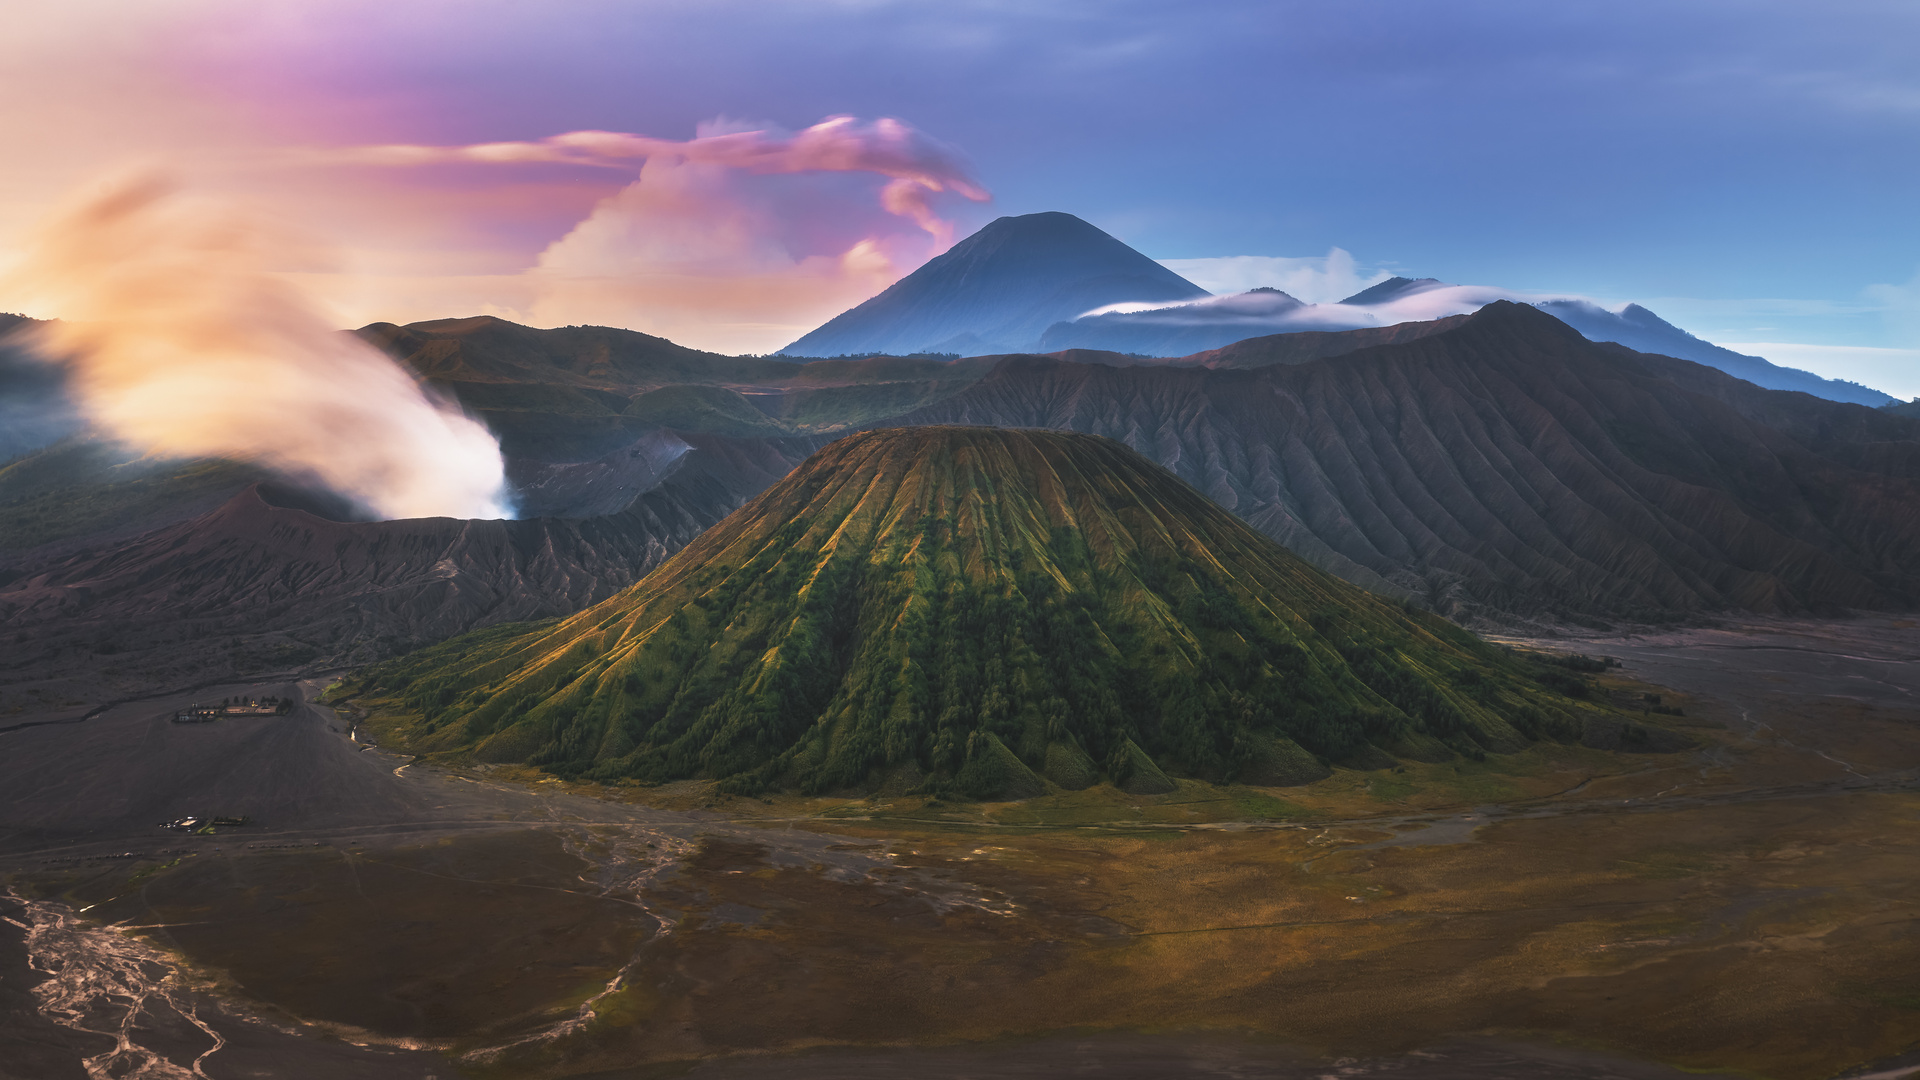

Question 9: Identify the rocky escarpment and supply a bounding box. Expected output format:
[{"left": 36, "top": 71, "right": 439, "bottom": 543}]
[
  {"left": 1179, "top": 315, "right": 1471, "bottom": 369},
  {"left": 0, "top": 434, "right": 818, "bottom": 711},
  {"left": 894, "top": 303, "right": 1920, "bottom": 624}
]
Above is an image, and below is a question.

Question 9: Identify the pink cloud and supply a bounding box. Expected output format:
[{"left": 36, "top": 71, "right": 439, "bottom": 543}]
[
  {"left": 326, "top": 115, "right": 988, "bottom": 242},
  {"left": 523, "top": 155, "right": 920, "bottom": 354},
  {"left": 310, "top": 115, "right": 993, "bottom": 353}
]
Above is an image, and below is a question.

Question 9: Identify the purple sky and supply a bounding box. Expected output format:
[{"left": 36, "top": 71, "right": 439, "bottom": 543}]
[{"left": 4, "top": 0, "right": 1917, "bottom": 389}]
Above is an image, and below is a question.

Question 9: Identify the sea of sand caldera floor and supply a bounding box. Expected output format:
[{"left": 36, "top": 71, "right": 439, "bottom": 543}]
[{"left": 2, "top": 617, "right": 1917, "bottom": 1079}]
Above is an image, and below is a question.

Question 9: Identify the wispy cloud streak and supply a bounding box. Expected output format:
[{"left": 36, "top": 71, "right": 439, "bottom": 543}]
[
  {"left": 301, "top": 115, "right": 992, "bottom": 353},
  {"left": 321, "top": 116, "right": 989, "bottom": 244}
]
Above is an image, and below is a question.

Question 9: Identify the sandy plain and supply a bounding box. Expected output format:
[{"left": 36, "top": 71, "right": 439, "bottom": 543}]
[{"left": 1, "top": 618, "right": 1917, "bottom": 1079}]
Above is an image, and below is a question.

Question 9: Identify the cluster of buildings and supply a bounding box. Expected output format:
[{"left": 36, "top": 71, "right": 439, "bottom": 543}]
[{"left": 171, "top": 696, "right": 290, "bottom": 723}]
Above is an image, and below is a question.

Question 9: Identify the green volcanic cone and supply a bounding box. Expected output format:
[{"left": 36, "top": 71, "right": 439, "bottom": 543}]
[{"left": 364, "top": 427, "right": 1604, "bottom": 797}]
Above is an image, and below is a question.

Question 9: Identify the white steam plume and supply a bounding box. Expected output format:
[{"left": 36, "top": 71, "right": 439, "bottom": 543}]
[{"left": 6, "top": 174, "right": 513, "bottom": 520}]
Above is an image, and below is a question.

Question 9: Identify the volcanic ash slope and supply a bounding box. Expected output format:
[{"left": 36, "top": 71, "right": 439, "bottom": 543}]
[{"left": 363, "top": 427, "right": 1612, "bottom": 798}]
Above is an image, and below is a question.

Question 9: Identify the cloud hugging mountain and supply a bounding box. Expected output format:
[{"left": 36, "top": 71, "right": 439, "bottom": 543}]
[
  {"left": 783, "top": 213, "right": 1892, "bottom": 407},
  {"left": 1044, "top": 277, "right": 1893, "bottom": 406}
]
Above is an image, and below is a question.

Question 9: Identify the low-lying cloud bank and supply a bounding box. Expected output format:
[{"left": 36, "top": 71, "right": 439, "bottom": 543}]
[
  {"left": 1156, "top": 249, "right": 1392, "bottom": 305},
  {"left": 1042, "top": 278, "right": 1896, "bottom": 406},
  {"left": 5, "top": 175, "right": 514, "bottom": 520},
  {"left": 1070, "top": 279, "right": 1569, "bottom": 334}
]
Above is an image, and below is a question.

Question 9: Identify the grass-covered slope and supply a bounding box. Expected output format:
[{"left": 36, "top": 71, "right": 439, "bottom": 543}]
[
  {"left": 357, "top": 427, "right": 1611, "bottom": 798},
  {"left": 0, "top": 440, "right": 262, "bottom": 553}
]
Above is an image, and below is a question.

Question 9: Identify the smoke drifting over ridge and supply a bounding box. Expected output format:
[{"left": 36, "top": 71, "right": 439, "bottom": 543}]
[{"left": 9, "top": 175, "right": 513, "bottom": 520}]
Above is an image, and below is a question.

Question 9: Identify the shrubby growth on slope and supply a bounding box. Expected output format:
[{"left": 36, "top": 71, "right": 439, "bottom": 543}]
[{"left": 360, "top": 428, "right": 1614, "bottom": 796}]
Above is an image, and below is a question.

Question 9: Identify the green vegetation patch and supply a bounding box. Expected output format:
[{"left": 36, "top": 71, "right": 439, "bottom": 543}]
[
  {"left": 1614, "top": 845, "right": 1722, "bottom": 880},
  {"left": 623, "top": 384, "right": 789, "bottom": 435},
  {"left": 1228, "top": 789, "right": 1314, "bottom": 821},
  {"left": 586, "top": 982, "right": 664, "bottom": 1031},
  {"left": 0, "top": 441, "right": 259, "bottom": 551}
]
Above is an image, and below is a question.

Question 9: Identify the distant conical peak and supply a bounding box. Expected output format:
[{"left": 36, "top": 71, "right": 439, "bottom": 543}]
[
  {"left": 1464, "top": 298, "right": 1585, "bottom": 331},
  {"left": 922, "top": 211, "right": 1175, "bottom": 268},
  {"left": 779, "top": 212, "right": 1206, "bottom": 358},
  {"left": 968, "top": 211, "right": 1112, "bottom": 237},
  {"left": 1337, "top": 276, "right": 1447, "bottom": 305}
]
